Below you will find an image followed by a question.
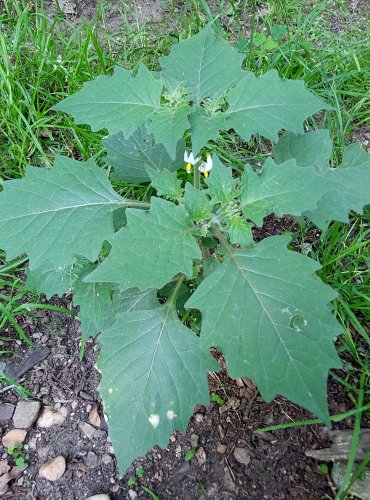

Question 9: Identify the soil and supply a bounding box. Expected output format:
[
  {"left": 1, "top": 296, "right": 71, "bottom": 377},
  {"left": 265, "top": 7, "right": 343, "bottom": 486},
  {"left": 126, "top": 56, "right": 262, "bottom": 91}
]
[{"left": 1, "top": 1, "right": 369, "bottom": 499}]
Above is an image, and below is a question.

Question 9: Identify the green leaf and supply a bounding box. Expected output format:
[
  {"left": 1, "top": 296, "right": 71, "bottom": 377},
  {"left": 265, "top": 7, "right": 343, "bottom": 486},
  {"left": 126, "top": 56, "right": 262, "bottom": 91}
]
[
  {"left": 86, "top": 197, "right": 201, "bottom": 290},
  {"left": 146, "top": 167, "right": 183, "bottom": 199},
  {"left": 186, "top": 235, "right": 341, "bottom": 423},
  {"left": 241, "top": 158, "right": 328, "bottom": 226},
  {"left": 160, "top": 25, "right": 245, "bottom": 104},
  {"left": 97, "top": 301, "right": 218, "bottom": 474},
  {"left": 205, "top": 156, "right": 238, "bottom": 203},
  {"left": 304, "top": 143, "right": 370, "bottom": 227},
  {"left": 104, "top": 126, "right": 185, "bottom": 184},
  {"left": 184, "top": 182, "right": 213, "bottom": 223},
  {"left": 53, "top": 65, "right": 162, "bottom": 136},
  {"left": 188, "top": 107, "right": 225, "bottom": 153},
  {"left": 0, "top": 156, "right": 123, "bottom": 270},
  {"left": 273, "top": 130, "right": 332, "bottom": 169},
  {"left": 111, "top": 288, "right": 158, "bottom": 316},
  {"left": 26, "top": 261, "right": 72, "bottom": 299},
  {"left": 148, "top": 106, "right": 190, "bottom": 159},
  {"left": 226, "top": 216, "right": 254, "bottom": 247},
  {"left": 225, "top": 70, "right": 332, "bottom": 142},
  {"left": 71, "top": 257, "right": 116, "bottom": 341}
]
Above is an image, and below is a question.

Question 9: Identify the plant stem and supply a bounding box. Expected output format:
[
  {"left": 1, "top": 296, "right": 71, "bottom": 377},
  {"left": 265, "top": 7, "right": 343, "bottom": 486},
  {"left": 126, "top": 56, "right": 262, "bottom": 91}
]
[
  {"left": 213, "top": 225, "right": 231, "bottom": 252},
  {"left": 193, "top": 165, "right": 201, "bottom": 190},
  {"left": 120, "top": 200, "right": 151, "bottom": 209},
  {"left": 167, "top": 274, "right": 185, "bottom": 308}
]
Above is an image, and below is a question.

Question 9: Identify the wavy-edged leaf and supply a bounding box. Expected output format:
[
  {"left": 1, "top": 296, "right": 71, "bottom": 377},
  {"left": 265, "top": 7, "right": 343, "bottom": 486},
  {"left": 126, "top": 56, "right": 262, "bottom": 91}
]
[
  {"left": 26, "top": 261, "right": 73, "bottom": 299},
  {"left": 273, "top": 130, "right": 332, "bottom": 169},
  {"left": 71, "top": 258, "right": 116, "bottom": 341},
  {"left": 225, "top": 70, "right": 332, "bottom": 142},
  {"left": 226, "top": 217, "right": 254, "bottom": 247},
  {"left": 189, "top": 107, "right": 226, "bottom": 153},
  {"left": 104, "top": 126, "right": 185, "bottom": 184},
  {"left": 186, "top": 235, "right": 341, "bottom": 423},
  {"left": 53, "top": 65, "right": 162, "bottom": 136},
  {"left": 111, "top": 288, "right": 158, "bottom": 316},
  {"left": 148, "top": 106, "right": 190, "bottom": 159},
  {"left": 205, "top": 156, "right": 238, "bottom": 203},
  {"left": 98, "top": 301, "right": 219, "bottom": 474},
  {"left": 160, "top": 25, "right": 245, "bottom": 104},
  {"left": 304, "top": 143, "right": 370, "bottom": 227},
  {"left": 184, "top": 182, "right": 213, "bottom": 223},
  {"left": 0, "top": 156, "right": 123, "bottom": 270},
  {"left": 86, "top": 197, "right": 201, "bottom": 290},
  {"left": 146, "top": 167, "right": 183, "bottom": 199},
  {"left": 241, "top": 158, "right": 328, "bottom": 226}
]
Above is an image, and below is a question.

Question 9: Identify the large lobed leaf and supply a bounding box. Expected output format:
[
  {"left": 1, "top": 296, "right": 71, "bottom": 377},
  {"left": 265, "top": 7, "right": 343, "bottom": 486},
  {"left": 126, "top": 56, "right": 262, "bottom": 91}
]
[
  {"left": 272, "top": 132, "right": 370, "bottom": 226},
  {"left": 98, "top": 300, "right": 219, "bottom": 474},
  {"left": 86, "top": 197, "right": 201, "bottom": 290},
  {"left": 225, "top": 70, "right": 332, "bottom": 142},
  {"left": 0, "top": 156, "right": 124, "bottom": 270},
  {"left": 241, "top": 158, "right": 329, "bottom": 226},
  {"left": 186, "top": 236, "right": 342, "bottom": 423},
  {"left": 148, "top": 106, "right": 191, "bottom": 159},
  {"left": 160, "top": 25, "right": 245, "bottom": 104},
  {"left": 53, "top": 65, "right": 162, "bottom": 137}
]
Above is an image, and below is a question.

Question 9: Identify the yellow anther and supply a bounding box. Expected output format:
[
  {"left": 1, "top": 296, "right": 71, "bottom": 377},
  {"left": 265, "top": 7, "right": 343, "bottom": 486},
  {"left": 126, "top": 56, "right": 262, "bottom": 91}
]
[
  {"left": 204, "top": 171, "right": 209, "bottom": 178},
  {"left": 186, "top": 162, "right": 192, "bottom": 173}
]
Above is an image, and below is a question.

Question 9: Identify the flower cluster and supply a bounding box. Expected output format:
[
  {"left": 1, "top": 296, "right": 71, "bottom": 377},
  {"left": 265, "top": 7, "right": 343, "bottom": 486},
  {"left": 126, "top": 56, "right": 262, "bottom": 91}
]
[{"left": 184, "top": 151, "right": 213, "bottom": 177}]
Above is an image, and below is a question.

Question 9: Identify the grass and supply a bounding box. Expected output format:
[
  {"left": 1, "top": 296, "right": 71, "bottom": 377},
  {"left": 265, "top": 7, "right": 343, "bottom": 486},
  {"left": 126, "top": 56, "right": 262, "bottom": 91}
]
[{"left": 0, "top": 0, "right": 369, "bottom": 496}]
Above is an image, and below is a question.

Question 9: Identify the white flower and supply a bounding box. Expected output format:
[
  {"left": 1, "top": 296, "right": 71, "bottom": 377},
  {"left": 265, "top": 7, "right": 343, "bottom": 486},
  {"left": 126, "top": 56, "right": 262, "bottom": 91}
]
[
  {"left": 198, "top": 154, "right": 213, "bottom": 178},
  {"left": 184, "top": 150, "right": 200, "bottom": 173}
]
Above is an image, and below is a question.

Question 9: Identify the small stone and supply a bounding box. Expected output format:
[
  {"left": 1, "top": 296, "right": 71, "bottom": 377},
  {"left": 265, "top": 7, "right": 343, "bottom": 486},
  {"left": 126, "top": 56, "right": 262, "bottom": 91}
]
[
  {"left": 233, "top": 447, "right": 251, "bottom": 466},
  {"left": 88, "top": 406, "right": 101, "bottom": 428},
  {"left": 0, "top": 471, "right": 11, "bottom": 495},
  {"left": 79, "top": 391, "right": 94, "bottom": 401},
  {"left": 86, "top": 404, "right": 92, "bottom": 413},
  {"left": 257, "top": 431, "right": 276, "bottom": 442},
  {"left": 13, "top": 401, "right": 41, "bottom": 429},
  {"left": 85, "top": 495, "right": 110, "bottom": 500},
  {"left": 2, "top": 429, "right": 27, "bottom": 448},
  {"left": 9, "top": 465, "right": 23, "bottom": 478},
  {"left": 37, "top": 447, "right": 50, "bottom": 459},
  {"left": 128, "top": 490, "right": 138, "bottom": 499},
  {"left": 71, "top": 400, "right": 78, "bottom": 410},
  {"left": 195, "top": 447, "right": 207, "bottom": 465},
  {"left": 173, "top": 462, "right": 191, "bottom": 483},
  {"left": 84, "top": 451, "right": 98, "bottom": 469},
  {"left": 0, "top": 404, "right": 15, "bottom": 421},
  {"left": 170, "top": 435, "right": 176, "bottom": 443},
  {"left": 194, "top": 413, "right": 204, "bottom": 423},
  {"left": 332, "top": 461, "right": 370, "bottom": 499},
  {"left": 154, "top": 471, "right": 162, "bottom": 481},
  {"left": 93, "top": 429, "right": 106, "bottom": 439},
  {"left": 38, "top": 455, "right": 66, "bottom": 482},
  {"left": 216, "top": 444, "right": 227, "bottom": 454},
  {"left": 102, "top": 454, "right": 112, "bottom": 465},
  {"left": 190, "top": 434, "right": 199, "bottom": 448},
  {"left": 111, "top": 484, "right": 119, "bottom": 492},
  {"left": 79, "top": 422, "right": 96, "bottom": 439},
  {"left": 37, "top": 406, "right": 67, "bottom": 428}
]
